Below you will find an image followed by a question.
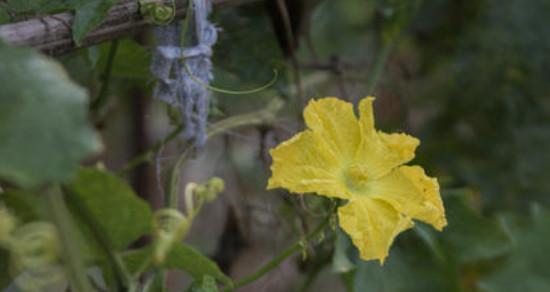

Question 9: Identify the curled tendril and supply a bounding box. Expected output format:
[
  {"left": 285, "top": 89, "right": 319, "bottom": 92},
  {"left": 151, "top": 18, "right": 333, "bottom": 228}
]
[
  {"left": 152, "top": 177, "right": 225, "bottom": 265},
  {"left": 8, "top": 222, "right": 66, "bottom": 292},
  {"left": 139, "top": 0, "right": 176, "bottom": 25},
  {"left": 152, "top": 208, "right": 189, "bottom": 264},
  {"left": 184, "top": 177, "right": 225, "bottom": 216},
  {"left": 194, "top": 177, "right": 224, "bottom": 203},
  {"left": 184, "top": 64, "right": 279, "bottom": 95},
  {"left": 10, "top": 222, "right": 60, "bottom": 272}
]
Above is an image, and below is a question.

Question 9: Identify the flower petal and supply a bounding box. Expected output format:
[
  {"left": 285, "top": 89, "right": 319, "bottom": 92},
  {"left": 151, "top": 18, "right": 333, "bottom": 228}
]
[
  {"left": 358, "top": 96, "right": 376, "bottom": 133},
  {"left": 354, "top": 98, "right": 419, "bottom": 179},
  {"left": 268, "top": 130, "right": 350, "bottom": 199},
  {"left": 378, "top": 132, "right": 419, "bottom": 165},
  {"left": 368, "top": 165, "right": 447, "bottom": 230},
  {"left": 303, "top": 98, "right": 360, "bottom": 161},
  {"left": 338, "top": 198, "right": 413, "bottom": 264}
]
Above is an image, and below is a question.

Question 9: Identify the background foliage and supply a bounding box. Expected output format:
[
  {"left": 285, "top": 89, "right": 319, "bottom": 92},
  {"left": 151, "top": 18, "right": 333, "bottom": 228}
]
[{"left": 1, "top": 0, "right": 549, "bottom": 291}]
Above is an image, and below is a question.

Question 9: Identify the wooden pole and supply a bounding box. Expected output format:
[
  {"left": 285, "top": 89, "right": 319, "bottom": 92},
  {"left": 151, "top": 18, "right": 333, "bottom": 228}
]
[{"left": 0, "top": 0, "right": 258, "bottom": 55}]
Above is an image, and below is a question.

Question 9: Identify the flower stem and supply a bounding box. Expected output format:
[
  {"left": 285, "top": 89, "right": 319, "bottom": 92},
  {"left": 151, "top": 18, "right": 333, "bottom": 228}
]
[
  {"left": 225, "top": 213, "right": 333, "bottom": 291},
  {"left": 46, "top": 185, "right": 93, "bottom": 292}
]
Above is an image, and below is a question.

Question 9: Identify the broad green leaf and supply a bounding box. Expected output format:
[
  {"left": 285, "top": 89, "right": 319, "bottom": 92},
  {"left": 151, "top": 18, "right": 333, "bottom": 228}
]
[
  {"left": 438, "top": 191, "right": 512, "bottom": 264},
  {"left": 353, "top": 243, "right": 456, "bottom": 292},
  {"left": 69, "top": 168, "right": 153, "bottom": 250},
  {"left": 123, "top": 244, "right": 232, "bottom": 286},
  {"left": 71, "top": 0, "right": 117, "bottom": 45},
  {"left": 479, "top": 204, "right": 550, "bottom": 292},
  {"left": 98, "top": 39, "right": 152, "bottom": 80},
  {"left": 0, "top": 45, "right": 101, "bottom": 187}
]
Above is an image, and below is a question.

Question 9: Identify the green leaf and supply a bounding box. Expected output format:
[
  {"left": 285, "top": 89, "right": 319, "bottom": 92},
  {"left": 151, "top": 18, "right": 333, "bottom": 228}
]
[
  {"left": 123, "top": 243, "right": 232, "bottom": 286},
  {"left": 353, "top": 242, "right": 455, "bottom": 292},
  {"left": 98, "top": 39, "right": 152, "bottom": 80},
  {"left": 71, "top": 0, "right": 117, "bottom": 45},
  {"left": 0, "top": 45, "right": 101, "bottom": 187},
  {"left": 69, "top": 168, "right": 153, "bottom": 250},
  {"left": 479, "top": 204, "right": 550, "bottom": 292},
  {"left": 438, "top": 191, "right": 513, "bottom": 264}
]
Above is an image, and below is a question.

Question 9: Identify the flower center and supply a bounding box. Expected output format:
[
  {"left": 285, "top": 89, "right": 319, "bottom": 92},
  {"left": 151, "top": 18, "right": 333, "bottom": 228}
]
[{"left": 345, "top": 164, "right": 370, "bottom": 193}]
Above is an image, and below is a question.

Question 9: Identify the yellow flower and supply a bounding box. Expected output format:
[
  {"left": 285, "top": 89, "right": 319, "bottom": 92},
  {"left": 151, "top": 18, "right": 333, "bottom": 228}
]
[{"left": 267, "top": 97, "right": 447, "bottom": 263}]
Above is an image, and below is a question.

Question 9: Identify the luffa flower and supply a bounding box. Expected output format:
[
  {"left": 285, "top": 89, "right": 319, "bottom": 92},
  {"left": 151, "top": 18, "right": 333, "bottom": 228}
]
[{"left": 267, "top": 97, "right": 446, "bottom": 263}]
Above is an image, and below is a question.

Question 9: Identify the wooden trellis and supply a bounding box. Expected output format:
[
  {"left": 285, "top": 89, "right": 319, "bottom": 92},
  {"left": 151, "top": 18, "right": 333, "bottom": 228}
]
[{"left": 0, "top": 0, "right": 258, "bottom": 55}]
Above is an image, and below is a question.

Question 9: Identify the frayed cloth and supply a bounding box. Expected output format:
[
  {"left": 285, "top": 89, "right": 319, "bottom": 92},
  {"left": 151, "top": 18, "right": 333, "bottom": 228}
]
[{"left": 151, "top": 0, "right": 217, "bottom": 147}]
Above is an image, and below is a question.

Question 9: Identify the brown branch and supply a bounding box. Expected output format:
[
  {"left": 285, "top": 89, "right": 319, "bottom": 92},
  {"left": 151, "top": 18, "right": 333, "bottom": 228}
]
[{"left": 0, "top": 0, "right": 259, "bottom": 55}]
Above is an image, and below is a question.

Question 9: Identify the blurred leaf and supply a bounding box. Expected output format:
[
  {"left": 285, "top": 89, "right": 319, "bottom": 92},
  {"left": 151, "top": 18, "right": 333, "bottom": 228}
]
[
  {"left": 69, "top": 168, "right": 153, "bottom": 250},
  {"left": 143, "top": 272, "right": 166, "bottom": 292},
  {"left": 0, "top": 45, "right": 101, "bottom": 187},
  {"left": 479, "top": 204, "right": 550, "bottom": 292},
  {"left": 346, "top": 190, "right": 513, "bottom": 292},
  {"left": 438, "top": 191, "right": 513, "bottom": 264},
  {"left": 0, "top": 190, "right": 46, "bottom": 223},
  {"left": 186, "top": 275, "right": 218, "bottom": 292},
  {"left": 415, "top": 0, "right": 550, "bottom": 209},
  {"left": 98, "top": 39, "right": 152, "bottom": 80},
  {"left": 71, "top": 0, "right": 116, "bottom": 45},
  {"left": 0, "top": 6, "right": 9, "bottom": 24},
  {"left": 212, "top": 4, "right": 287, "bottom": 113},
  {"left": 353, "top": 242, "right": 455, "bottom": 292},
  {"left": 331, "top": 227, "right": 355, "bottom": 273},
  {"left": 123, "top": 244, "right": 232, "bottom": 286},
  {"left": 60, "top": 47, "right": 101, "bottom": 87}
]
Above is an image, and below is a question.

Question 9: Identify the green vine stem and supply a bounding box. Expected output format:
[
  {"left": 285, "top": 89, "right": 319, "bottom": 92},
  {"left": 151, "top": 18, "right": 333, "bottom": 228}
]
[
  {"left": 46, "top": 186, "right": 93, "bottom": 292},
  {"left": 224, "top": 211, "right": 334, "bottom": 291},
  {"left": 166, "top": 98, "right": 284, "bottom": 207},
  {"left": 118, "top": 124, "right": 182, "bottom": 176},
  {"left": 119, "top": 97, "right": 283, "bottom": 177},
  {"left": 92, "top": 39, "right": 119, "bottom": 112},
  {"left": 184, "top": 64, "right": 279, "bottom": 95}
]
